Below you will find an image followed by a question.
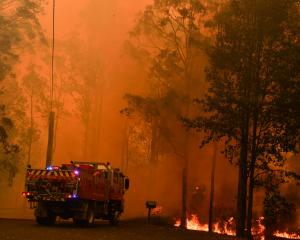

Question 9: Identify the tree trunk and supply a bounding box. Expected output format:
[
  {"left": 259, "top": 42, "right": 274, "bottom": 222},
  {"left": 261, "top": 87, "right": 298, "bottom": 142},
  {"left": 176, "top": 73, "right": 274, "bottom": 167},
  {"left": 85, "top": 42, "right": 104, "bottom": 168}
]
[
  {"left": 247, "top": 112, "right": 258, "bottom": 239},
  {"left": 150, "top": 119, "right": 159, "bottom": 164},
  {"left": 209, "top": 142, "right": 218, "bottom": 232},
  {"left": 180, "top": 127, "right": 191, "bottom": 229},
  {"left": 236, "top": 114, "right": 249, "bottom": 237},
  {"left": 121, "top": 120, "right": 129, "bottom": 171},
  {"left": 247, "top": 158, "right": 255, "bottom": 240},
  {"left": 180, "top": 165, "right": 187, "bottom": 228}
]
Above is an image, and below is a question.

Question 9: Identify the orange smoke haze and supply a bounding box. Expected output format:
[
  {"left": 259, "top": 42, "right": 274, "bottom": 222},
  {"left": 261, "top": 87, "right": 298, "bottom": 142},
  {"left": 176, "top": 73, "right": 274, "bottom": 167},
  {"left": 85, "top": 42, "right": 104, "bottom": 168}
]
[{"left": 0, "top": 1, "right": 298, "bottom": 229}]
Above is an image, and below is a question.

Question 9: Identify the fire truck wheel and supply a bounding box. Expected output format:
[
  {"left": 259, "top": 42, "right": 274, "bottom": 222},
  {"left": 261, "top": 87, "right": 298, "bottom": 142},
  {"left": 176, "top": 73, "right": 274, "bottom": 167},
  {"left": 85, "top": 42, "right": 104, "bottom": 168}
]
[
  {"left": 36, "top": 215, "right": 56, "bottom": 226},
  {"left": 87, "top": 206, "right": 95, "bottom": 226},
  {"left": 73, "top": 207, "right": 94, "bottom": 227},
  {"left": 109, "top": 211, "right": 119, "bottom": 226}
]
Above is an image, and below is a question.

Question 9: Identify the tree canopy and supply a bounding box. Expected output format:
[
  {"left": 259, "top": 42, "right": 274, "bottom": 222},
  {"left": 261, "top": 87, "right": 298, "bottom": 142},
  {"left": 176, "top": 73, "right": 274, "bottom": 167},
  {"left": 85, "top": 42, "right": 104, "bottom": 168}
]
[{"left": 185, "top": 0, "right": 300, "bottom": 237}]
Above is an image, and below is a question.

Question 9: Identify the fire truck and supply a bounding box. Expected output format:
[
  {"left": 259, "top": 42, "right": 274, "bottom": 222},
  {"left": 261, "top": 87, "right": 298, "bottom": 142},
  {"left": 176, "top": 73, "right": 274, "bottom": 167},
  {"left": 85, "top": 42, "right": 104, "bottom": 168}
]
[{"left": 22, "top": 161, "right": 129, "bottom": 226}]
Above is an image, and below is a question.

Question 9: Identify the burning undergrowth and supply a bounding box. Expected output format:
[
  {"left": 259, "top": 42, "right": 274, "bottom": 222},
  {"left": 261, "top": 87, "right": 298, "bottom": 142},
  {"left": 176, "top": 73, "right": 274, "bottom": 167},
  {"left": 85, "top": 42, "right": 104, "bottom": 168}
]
[{"left": 173, "top": 214, "right": 300, "bottom": 240}]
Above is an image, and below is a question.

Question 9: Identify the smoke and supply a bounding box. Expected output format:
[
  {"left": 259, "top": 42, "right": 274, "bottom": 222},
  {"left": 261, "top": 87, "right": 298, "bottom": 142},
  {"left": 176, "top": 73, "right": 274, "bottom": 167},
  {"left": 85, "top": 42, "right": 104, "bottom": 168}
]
[{"left": 0, "top": 1, "right": 299, "bottom": 229}]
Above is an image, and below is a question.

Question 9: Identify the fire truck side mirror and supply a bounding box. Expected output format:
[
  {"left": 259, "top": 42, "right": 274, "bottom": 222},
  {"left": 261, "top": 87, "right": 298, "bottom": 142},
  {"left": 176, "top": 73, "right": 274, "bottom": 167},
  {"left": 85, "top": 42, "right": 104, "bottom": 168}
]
[{"left": 124, "top": 178, "right": 129, "bottom": 190}]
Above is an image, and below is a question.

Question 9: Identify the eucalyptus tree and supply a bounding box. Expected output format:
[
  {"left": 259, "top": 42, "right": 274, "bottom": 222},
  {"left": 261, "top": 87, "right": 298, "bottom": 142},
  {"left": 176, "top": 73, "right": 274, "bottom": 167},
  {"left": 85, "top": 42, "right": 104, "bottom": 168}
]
[
  {"left": 124, "top": 0, "right": 207, "bottom": 228},
  {"left": 186, "top": 0, "right": 300, "bottom": 237},
  {"left": 0, "top": 0, "right": 45, "bottom": 182}
]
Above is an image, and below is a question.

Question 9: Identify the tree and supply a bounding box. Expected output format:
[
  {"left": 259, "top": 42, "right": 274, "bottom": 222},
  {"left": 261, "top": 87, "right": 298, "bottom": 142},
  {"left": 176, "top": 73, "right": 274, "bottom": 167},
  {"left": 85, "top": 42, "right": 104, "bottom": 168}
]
[
  {"left": 259, "top": 170, "right": 299, "bottom": 240},
  {"left": 208, "top": 142, "right": 217, "bottom": 232},
  {"left": 0, "top": 105, "right": 20, "bottom": 185},
  {"left": 0, "top": 0, "right": 45, "bottom": 181},
  {"left": 0, "top": 0, "right": 45, "bottom": 80},
  {"left": 62, "top": 30, "right": 106, "bottom": 161},
  {"left": 186, "top": 0, "right": 300, "bottom": 237},
  {"left": 22, "top": 65, "right": 44, "bottom": 165},
  {"left": 124, "top": 0, "right": 206, "bottom": 228}
]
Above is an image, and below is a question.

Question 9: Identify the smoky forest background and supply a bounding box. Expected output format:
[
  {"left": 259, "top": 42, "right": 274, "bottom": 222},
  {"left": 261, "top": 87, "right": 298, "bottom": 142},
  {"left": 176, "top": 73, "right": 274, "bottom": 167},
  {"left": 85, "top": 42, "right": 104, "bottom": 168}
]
[{"left": 0, "top": 0, "right": 300, "bottom": 239}]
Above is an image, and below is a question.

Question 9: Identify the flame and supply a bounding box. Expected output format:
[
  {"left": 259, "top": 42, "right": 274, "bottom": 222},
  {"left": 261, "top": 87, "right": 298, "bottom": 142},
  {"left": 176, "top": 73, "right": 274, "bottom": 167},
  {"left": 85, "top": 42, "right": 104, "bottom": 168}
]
[
  {"left": 273, "top": 231, "right": 300, "bottom": 239},
  {"left": 251, "top": 217, "right": 265, "bottom": 240},
  {"left": 174, "top": 214, "right": 234, "bottom": 235},
  {"left": 174, "top": 214, "right": 209, "bottom": 231},
  {"left": 174, "top": 215, "right": 300, "bottom": 240},
  {"left": 212, "top": 217, "right": 235, "bottom": 236}
]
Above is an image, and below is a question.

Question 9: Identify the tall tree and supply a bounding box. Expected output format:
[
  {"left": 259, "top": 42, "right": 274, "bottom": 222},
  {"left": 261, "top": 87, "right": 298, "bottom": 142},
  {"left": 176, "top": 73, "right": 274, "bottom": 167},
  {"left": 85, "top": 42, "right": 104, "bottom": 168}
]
[
  {"left": 208, "top": 142, "right": 217, "bottom": 232},
  {"left": 0, "top": 0, "right": 45, "bottom": 181},
  {"left": 125, "top": 0, "right": 206, "bottom": 228},
  {"left": 65, "top": 39, "right": 106, "bottom": 161},
  {"left": 186, "top": 0, "right": 300, "bottom": 237},
  {"left": 22, "top": 65, "right": 44, "bottom": 165}
]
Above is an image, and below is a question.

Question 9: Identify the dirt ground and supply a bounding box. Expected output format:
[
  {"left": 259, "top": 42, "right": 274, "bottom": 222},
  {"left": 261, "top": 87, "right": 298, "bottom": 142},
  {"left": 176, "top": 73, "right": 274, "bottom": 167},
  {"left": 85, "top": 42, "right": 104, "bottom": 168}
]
[{"left": 0, "top": 218, "right": 238, "bottom": 240}]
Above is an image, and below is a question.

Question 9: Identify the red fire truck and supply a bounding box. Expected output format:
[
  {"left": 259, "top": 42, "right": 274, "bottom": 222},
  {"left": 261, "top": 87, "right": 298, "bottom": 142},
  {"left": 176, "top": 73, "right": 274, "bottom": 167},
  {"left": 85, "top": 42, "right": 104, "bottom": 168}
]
[{"left": 22, "top": 161, "right": 129, "bottom": 226}]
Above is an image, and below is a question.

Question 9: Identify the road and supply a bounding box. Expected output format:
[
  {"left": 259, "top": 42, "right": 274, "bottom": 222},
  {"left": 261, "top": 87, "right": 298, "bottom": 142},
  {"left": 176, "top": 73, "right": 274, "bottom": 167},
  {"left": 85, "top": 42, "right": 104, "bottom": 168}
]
[{"left": 0, "top": 218, "right": 236, "bottom": 240}]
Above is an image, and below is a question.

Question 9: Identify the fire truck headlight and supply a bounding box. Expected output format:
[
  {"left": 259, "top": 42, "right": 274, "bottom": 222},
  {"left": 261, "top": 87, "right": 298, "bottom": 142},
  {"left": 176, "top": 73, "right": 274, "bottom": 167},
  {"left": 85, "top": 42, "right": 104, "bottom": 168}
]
[{"left": 74, "top": 170, "right": 79, "bottom": 176}]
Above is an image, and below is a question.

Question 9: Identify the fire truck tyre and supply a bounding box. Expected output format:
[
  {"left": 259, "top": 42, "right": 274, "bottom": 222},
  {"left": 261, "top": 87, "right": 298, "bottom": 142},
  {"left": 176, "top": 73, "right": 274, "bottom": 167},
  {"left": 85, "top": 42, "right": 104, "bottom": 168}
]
[
  {"left": 36, "top": 215, "right": 56, "bottom": 226},
  {"left": 109, "top": 211, "right": 119, "bottom": 226},
  {"left": 73, "top": 219, "right": 86, "bottom": 226},
  {"left": 73, "top": 208, "right": 94, "bottom": 227},
  {"left": 87, "top": 206, "right": 95, "bottom": 226}
]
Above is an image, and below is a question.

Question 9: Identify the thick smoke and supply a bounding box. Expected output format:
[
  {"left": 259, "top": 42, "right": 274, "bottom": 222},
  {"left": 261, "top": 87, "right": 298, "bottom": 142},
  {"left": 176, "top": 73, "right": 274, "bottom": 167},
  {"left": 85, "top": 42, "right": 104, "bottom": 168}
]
[{"left": 0, "top": 1, "right": 299, "bottom": 229}]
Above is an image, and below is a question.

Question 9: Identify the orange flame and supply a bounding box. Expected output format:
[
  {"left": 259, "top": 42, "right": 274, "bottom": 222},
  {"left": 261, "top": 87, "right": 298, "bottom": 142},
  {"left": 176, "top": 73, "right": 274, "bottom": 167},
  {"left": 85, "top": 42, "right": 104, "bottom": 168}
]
[
  {"left": 174, "top": 214, "right": 209, "bottom": 231},
  {"left": 174, "top": 214, "right": 234, "bottom": 235},
  {"left": 273, "top": 231, "right": 300, "bottom": 239},
  {"left": 174, "top": 215, "right": 300, "bottom": 240}
]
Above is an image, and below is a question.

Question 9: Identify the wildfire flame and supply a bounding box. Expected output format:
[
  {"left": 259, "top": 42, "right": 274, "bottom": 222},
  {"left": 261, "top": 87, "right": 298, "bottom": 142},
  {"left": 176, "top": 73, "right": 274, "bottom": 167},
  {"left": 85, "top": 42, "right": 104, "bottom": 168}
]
[
  {"left": 174, "top": 214, "right": 235, "bottom": 235},
  {"left": 273, "top": 231, "right": 300, "bottom": 239},
  {"left": 174, "top": 215, "right": 300, "bottom": 240}
]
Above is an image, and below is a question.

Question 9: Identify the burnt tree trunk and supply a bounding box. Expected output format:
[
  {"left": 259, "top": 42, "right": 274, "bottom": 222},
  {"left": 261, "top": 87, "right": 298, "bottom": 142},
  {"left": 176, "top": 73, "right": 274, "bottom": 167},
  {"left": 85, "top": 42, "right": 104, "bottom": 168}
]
[
  {"left": 208, "top": 142, "right": 218, "bottom": 232},
  {"left": 180, "top": 165, "right": 188, "bottom": 228},
  {"left": 180, "top": 131, "right": 190, "bottom": 229},
  {"left": 247, "top": 110, "right": 258, "bottom": 239},
  {"left": 236, "top": 112, "right": 249, "bottom": 237},
  {"left": 149, "top": 119, "right": 159, "bottom": 164}
]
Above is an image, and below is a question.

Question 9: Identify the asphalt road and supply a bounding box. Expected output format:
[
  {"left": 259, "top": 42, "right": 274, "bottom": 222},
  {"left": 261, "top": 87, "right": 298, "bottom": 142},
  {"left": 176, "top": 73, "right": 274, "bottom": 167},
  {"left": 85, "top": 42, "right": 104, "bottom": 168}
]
[{"left": 0, "top": 218, "right": 237, "bottom": 240}]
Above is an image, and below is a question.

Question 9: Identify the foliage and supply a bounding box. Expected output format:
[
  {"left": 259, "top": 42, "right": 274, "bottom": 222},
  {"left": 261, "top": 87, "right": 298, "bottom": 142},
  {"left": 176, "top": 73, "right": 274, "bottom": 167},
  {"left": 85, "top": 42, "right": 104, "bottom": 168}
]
[
  {"left": 0, "top": 105, "right": 20, "bottom": 185},
  {"left": 264, "top": 188, "right": 296, "bottom": 234},
  {"left": 0, "top": 0, "right": 45, "bottom": 80},
  {"left": 184, "top": 0, "right": 300, "bottom": 236},
  {"left": 0, "top": 0, "right": 45, "bottom": 182},
  {"left": 187, "top": 0, "right": 300, "bottom": 162},
  {"left": 123, "top": 0, "right": 207, "bottom": 165},
  {"left": 130, "top": 0, "right": 206, "bottom": 96}
]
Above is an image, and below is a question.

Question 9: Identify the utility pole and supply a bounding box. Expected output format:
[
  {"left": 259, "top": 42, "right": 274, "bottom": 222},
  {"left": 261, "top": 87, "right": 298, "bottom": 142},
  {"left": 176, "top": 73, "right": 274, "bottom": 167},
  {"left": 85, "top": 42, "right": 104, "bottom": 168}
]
[{"left": 45, "top": 0, "right": 56, "bottom": 168}]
